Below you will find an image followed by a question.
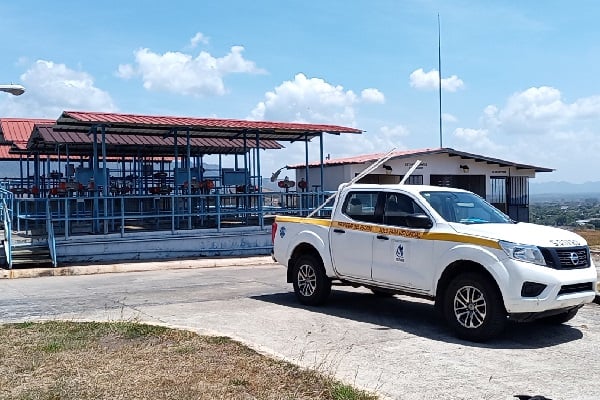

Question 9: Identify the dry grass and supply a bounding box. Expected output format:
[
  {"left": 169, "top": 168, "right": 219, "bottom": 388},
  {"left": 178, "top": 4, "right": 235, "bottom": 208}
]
[
  {"left": 0, "top": 321, "right": 377, "bottom": 400},
  {"left": 575, "top": 229, "right": 600, "bottom": 247}
]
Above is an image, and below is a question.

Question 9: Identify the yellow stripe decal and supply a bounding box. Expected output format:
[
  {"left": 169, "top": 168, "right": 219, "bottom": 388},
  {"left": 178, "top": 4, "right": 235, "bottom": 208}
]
[
  {"left": 276, "top": 216, "right": 501, "bottom": 249},
  {"left": 423, "top": 232, "right": 501, "bottom": 249},
  {"left": 275, "top": 215, "right": 332, "bottom": 227},
  {"left": 331, "top": 220, "right": 501, "bottom": 249}
]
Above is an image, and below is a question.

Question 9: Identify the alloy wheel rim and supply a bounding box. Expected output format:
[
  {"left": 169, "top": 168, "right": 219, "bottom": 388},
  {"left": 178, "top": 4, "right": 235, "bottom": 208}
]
[
  {"left": 298, "top": 264, "right": 317, "bottom": 296},
  {"left": 453, "top": 285, "right": 487, "bottom": 329}
]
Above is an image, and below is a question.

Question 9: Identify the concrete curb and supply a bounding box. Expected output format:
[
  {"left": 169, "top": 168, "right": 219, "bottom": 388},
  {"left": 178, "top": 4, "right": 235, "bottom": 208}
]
[{"left": 0, "top": 256, "right": 276, "bottom": 279}]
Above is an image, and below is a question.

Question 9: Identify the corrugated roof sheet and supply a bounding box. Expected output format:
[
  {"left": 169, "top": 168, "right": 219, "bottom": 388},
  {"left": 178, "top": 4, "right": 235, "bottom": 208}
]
[
  {"left": 28, "top": 125, "right": 283, "bottom": 156},
  {"left": 55, "top": 111, "right": 362, "bottom": 140},
  {"left": 0, "top": 118, "right": 55, "bottom": 148},
  {"left": 288, "top": 147, "right": 553, "bottom": 173},
  {"left": 0, "top": 144, "right": 17, "bottom": 160}
]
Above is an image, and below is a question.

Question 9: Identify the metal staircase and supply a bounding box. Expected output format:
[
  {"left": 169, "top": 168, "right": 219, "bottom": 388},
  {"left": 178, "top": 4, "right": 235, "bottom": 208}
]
[
  {"left": 8, "top": 241, "right": 53, "bottom": 268},
  {"left": 1, "top": 190, "right": 55, "bottom": 269}
]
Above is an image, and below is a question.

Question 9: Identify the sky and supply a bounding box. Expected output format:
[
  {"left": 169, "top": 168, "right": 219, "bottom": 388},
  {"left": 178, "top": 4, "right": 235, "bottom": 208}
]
[{"left": 1, "top": 0, "right": 599, "bottom": 183}]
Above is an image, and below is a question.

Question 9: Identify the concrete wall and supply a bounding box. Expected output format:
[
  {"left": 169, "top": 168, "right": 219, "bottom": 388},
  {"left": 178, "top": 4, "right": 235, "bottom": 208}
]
[{"left": 56, "top": 227, "right": 272, "bottom": 264}]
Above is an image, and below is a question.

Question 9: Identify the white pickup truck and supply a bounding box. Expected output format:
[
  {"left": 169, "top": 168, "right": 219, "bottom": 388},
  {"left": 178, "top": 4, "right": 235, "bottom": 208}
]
[{"left": 272, "top": 184, "right": 598, "bottom": 341}]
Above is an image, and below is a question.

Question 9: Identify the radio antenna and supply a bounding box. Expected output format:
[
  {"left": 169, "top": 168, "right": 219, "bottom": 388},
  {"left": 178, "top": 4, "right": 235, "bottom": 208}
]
[{"left": 438, "top": 13, "right": 443, "bottom": 148}]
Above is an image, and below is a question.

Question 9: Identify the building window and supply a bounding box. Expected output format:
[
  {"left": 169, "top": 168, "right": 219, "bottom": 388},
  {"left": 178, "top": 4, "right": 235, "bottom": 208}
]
[{"left": 400, "top": 175, "right": 423, "bottom": 185}]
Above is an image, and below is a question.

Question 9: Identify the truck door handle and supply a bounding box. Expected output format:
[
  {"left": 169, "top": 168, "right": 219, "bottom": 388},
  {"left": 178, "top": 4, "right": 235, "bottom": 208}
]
[
  {"left": 376, "top": 235, "right": 389, "bottom": 240},
  {"left": 333, "top": 229, "right": 346, "bottom": 234}
]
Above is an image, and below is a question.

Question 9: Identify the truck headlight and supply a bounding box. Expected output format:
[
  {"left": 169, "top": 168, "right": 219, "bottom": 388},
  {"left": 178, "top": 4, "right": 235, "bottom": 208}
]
[{"left": 499, "top": 241, "right": 546, "bottom": 266}]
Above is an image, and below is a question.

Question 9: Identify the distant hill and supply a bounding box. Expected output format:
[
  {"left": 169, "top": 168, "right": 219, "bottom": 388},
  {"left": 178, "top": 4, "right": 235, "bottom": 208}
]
[
  {"left": 530, "top": 181, "right": 600, "bottom": 195},
  {"left": 530, "top": 181, "right": 600, "bottom": 202}
]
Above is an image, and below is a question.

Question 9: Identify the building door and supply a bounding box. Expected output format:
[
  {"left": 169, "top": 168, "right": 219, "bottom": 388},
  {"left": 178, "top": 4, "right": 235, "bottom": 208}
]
[
  {"left": 507, "top": 176, "right": 529, "bottom": 222},
  {"left": 490, "top": 177, "right": 507, "bottom": 213}
]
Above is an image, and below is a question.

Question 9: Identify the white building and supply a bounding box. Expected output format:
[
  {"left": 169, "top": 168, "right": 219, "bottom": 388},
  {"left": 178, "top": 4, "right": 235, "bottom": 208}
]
[{"left": 288, "top": 147, "right": 553, "bottom": 222}]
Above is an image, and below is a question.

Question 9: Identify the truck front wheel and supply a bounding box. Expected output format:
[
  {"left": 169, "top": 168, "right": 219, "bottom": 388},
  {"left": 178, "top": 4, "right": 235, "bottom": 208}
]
[
  {"left": 443, "top": 273, "right": 507, "bottom": 342},
  {"left": 292, "top": 254, "right": 331, "bottom": 306}
]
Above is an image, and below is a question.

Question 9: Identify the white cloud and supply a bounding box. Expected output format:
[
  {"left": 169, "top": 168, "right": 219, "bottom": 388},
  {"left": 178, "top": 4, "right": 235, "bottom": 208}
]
[
  {"left": 0, "top": 60, "right": 116, "bottom": 118},
  {"left": 483, "top": 86, "right": 600, "bottom": 135},
  {"left": 442, "top": 113, "right": 458, "bottom": 123},
  {"left": 117, "top": 45, "right": 266, "bottom": 96},
  {"left": 249, "top": 73, "right": 359, "bottom": 126},
  {"left": 361, "top": 88, "right": 385, "bottom": 104},
  {"left": 452, "top": 127, "right": 504, "bottom": 156},
  {"left": 248, "top": 73, "right": 395, "bottom": 175},
  {"left": 190, "top": 32, "right": 209, "bottom": 48},
  {"left": 409, "top": 68, "right": 464, "bottom": 92},
  {"left": 116, "top": 63, "right": 135, "bottom": 79},
  {"left": 452, "top": 86, "right": 600, "bottom": 182}
]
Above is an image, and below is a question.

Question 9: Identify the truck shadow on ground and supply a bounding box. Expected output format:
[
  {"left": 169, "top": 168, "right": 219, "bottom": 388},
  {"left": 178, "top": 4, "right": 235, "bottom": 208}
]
[{"left": 252, "top": 289, "right": 584, "bottom": 349}]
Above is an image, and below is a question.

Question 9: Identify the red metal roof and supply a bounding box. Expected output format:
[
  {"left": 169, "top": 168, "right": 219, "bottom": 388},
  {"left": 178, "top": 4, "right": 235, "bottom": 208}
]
[
  {"left": 0, "top": 118, "right": 55, "bottom": 148},
  {"left": 288, "top": 147, "right": 553, "bottom": 173},
  {"left": 28, "top": 125, "right": 283, "bottom": 156},
  {"left": 55, "top": 111, "right": 362, "bottom": 140},
  {"left": 0, "top": 144, "right": 17, "bottom": 160},
  {"left": 0, "top": 143, "right": 55, "bottom": 161}
]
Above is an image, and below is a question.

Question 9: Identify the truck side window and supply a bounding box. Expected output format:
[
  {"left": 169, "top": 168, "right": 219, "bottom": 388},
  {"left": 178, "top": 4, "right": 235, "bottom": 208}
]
[
  {"left": 383, "top": 193, "right": 426, "bottom": 227},
  {"left": 342, "top": 192, "right": 380, "bottom": 223}
]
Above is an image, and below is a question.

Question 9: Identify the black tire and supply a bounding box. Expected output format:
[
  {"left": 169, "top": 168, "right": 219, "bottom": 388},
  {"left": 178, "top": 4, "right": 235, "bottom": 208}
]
[
  {"left": 292, "top": 254, "right": 331, "bottom": 306},
  {"left": 538, "top": 308, "right": 579, "bottom": 325},
  {"left": 443, "top": 273, "right": 507, "bottom": 342}
]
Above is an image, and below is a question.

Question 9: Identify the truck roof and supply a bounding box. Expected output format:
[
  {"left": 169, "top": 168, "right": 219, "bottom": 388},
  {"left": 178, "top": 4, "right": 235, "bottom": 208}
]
[{"left": 341, "top": 183, "right": 470, "bottom": 195}]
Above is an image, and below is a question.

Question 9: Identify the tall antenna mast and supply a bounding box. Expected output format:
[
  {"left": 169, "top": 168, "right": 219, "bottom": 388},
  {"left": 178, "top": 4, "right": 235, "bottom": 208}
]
[{"left": 438, "top": 13, "right": 443, "bottom": 148}]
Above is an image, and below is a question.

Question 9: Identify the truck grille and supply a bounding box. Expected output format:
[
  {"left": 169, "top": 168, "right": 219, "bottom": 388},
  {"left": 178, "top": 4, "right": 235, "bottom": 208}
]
[
  {"left": 557, "top": 282, "right": 595, "bottom": 296},
  {"left": 540, "top": 246, "right": 590, "bottom": 269}
]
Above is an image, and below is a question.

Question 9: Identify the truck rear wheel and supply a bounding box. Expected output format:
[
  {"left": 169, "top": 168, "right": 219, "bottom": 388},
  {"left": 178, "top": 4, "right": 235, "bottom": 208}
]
[
  {"left": 443, "top": 273, "right": 506, "bottom": 342},
  {"left": 292, "top": 254, "right": 331, "bottom": 306}
]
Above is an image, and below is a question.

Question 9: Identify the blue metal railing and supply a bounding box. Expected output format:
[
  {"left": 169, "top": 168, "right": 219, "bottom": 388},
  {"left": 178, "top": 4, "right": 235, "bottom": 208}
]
[
  {"left": 9, "top": 190, "right": 333, "bottom": 240},
  {"left": 1, "top": 187, "right": 13, "bottom": 269},
  {"left": 46, "top": 200, "right": 56, "bottom": 267}
]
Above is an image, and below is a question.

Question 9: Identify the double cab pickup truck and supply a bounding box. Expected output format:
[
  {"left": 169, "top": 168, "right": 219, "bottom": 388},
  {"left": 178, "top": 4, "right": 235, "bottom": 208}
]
[{"left": 272, "top": 184, "right": 598, "bottom": 341}]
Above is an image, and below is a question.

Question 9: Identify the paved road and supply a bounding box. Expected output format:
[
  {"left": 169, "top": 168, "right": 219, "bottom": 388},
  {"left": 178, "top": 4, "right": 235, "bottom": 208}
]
[{"left": 1, "top": 264, "right": 599, "bottom": 400}]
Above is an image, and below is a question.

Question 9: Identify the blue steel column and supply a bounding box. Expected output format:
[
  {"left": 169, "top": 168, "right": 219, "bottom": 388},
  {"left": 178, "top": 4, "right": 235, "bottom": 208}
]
[
  {"left": 92, "top": 126, "right": 99, "bottom": 233},
  {"left": 172, "top": 129, "right": 178, "bottom": 231},
  {"left": 65, "top": 144, "right": 70, "bottom": 177},
  {"left": 255, "top": 131, "right": 263, "bottom": 229},
  {"left": 65, "top": 144, "right": 70, "bottom": 238},
  {"left": 243, "top": 131, "right": 249, "bottom": 223},
  {"left": 101, "top": 125, "right": 108, "bottom": 234},
  {"left": 101, "top": 125, "right": 107, "bottom": 197},
  {"left": 26, "top": 155, "right": 30, "bottom": 191},
  {"left": 173, "top": 129, "right": 179, "bottom": 194},
  {"left": 304, "top": 134, "right": 309, "bottom": 213},
  {"left": 34, "top": 152, "right": 40, "bottom": 195},
  {"left": 19, "top": 153, "right": 23, "bottom": 190},
  {"left": 319, "top": 131, "right": 324, "bottom": 213},
  {"left": 186, "top": 128, "right": 192, "bottom": 229}
]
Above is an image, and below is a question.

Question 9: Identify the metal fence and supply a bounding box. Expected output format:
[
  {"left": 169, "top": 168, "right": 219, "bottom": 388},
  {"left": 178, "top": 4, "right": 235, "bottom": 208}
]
[{"left": 7, "top": 190, "right": 332, "bottom": 240}]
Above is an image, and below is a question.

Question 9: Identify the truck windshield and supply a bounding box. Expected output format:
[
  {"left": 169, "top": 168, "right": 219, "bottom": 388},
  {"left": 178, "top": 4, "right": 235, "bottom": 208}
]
[{"left": 420, "top": 191, "right": 513, "bottom": 224}]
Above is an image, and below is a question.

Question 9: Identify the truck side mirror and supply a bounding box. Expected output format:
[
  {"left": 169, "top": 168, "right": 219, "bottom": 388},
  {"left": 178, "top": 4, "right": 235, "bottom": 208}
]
[{"left": 406, "top": 214, "right": 433, "bottom": 229}]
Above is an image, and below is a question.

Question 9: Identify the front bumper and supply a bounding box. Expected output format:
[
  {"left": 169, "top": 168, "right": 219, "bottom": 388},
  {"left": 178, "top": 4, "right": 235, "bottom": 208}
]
[
  {"left": 498, "top": 258, "right": 597, "bottom": 314},
  {"left": 509, "top": 304, "right": 584, "bottom": 322}
]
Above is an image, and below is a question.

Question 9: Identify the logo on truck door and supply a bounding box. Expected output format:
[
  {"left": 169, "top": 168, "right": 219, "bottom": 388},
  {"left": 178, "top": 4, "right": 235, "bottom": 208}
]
[{"left": 395, "top": 243, "right": 405, "bottom": 262}]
